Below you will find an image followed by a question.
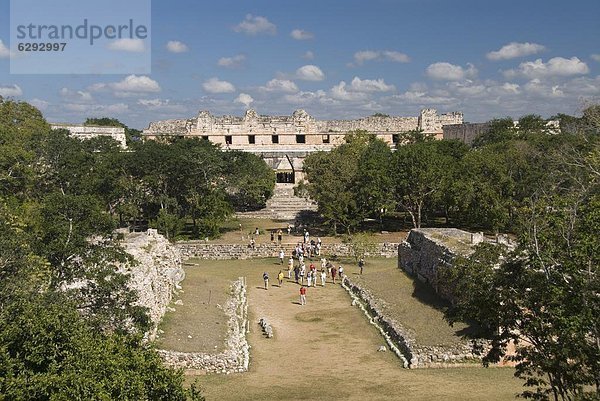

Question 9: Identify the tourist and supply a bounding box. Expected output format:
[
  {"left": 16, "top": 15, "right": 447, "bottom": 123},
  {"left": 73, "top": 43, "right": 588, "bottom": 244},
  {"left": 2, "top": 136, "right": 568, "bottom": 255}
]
[
  {"left": 312, "top": 270, "right": 317, "bottom": 287},
  {"left": 263, "top": 271, "right": 269, "bottom": 290},
  {"left": 320, "top": 268, "right": 327, "bottom": 286},
  {"left": 331, "top": 266, "right": 337, "bottom": 284},
  {"left": 277, "top": 229, "right": 283, "bottom": 243},
  {"left": 299, "top": 263, "right": 306, "bottom": 285},
  {"left": 358, "top": 258, "right": 365, "bottom": 275},
  {"left": 279, "top": 249, "right": 285, "bottom": 265},
  {"left": 300, "top": 285, "right": 307, "bottom": 305},
  {"left": 307, "top": 270, "right": 312, "bottom": 287},
  {"left": 316, "top": 242, "right": 321, "bottom": 256},
  {"left": 304, "top": 229, "right": 310, "bottom": 244},
  {"left": 338, "top": 265, "right": 344, "bottom": 281},
  {"left": 326, "top": 261, "right": 333, "bottom": 276},
  {"left": 278, "top": 270, "right": 284, "bottom": 286},
  {"left": 255, "top": 227, "right": 260, "bottom": 236},
  {"left": 287, "top": 224, "right": 292, "bottom": 235},
  {"left": 270, "top": 230, "right": 275, "bottom": 243},
  {"left": 250, "top": 237, "right": 256, "bottom": 250},
  {"left": 288, "top": 257, "right": 294, "bottom": 279},
  {"left": 294, "top": 264, "right": 300, "bottom": 284}
]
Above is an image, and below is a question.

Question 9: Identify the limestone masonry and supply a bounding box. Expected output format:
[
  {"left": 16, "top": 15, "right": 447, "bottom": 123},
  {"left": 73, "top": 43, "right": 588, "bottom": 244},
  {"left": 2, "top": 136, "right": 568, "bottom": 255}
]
[
  {"left": 50, "top": 123, "right": 127, "bottom": 148},
  {"left": 121, "top": 229, "right": 185, "bottom": 339},
  {"left": 399, "top": 228, "right": 514, "bottom": 302},
  {"left": 143, "top": 108, "right": 463, "bottom": 145}
]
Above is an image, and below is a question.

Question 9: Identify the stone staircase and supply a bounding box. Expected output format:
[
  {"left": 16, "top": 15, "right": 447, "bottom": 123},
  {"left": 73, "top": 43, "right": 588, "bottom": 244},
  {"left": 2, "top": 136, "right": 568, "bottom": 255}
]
[{"left": 236, "top": 184, "right": 318, "bottom": 220}]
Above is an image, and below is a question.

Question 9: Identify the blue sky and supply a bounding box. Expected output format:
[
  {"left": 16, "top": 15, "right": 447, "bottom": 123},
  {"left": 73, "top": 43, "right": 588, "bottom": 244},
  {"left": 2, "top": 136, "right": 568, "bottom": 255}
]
[{"left": 0, "top": 0, "right": 599, "bottom": 128}]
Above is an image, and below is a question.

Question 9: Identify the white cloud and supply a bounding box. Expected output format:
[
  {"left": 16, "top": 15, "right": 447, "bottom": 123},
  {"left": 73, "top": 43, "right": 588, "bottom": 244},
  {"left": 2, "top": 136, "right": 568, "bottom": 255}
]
[
  {"left": 166, "top": 40, "right": 189, "bottom": 53},
  {"left": 391, "top": 91, "right": 455, "bottom": 105},
  {"left": 0, "top": 40, "right": 11, "bottom": 58},
  {"left": 89, "top": 75, "right": 161, "bottom": 97},
  {"left": 60, "top": 88, "right": 94, "bottom": 103},
  {"left": 486, "top": 42, "right": 545, "bottom": 61},
  {"left": 234, "top": 93, "right": 254, "bottom": 107},
  {"left": 290, "top": 29, "right": 314, "bottom": 40},
  {"left": 504, "top": 57, "right": 589, "bottom": 79},
  {"left": 330, "top": 81, "right": 368, "bottom": 101},
  {"left": 283, "top": 90, "right": 331, "bottom": 105},
  {"left": 354, "top": 50, "right": 379, "bottom": 64},
  {"left": 233, "top": 14, "right": 276, "bottom": 35},
  {"left": 303, "top": 51, "right": 315, "bottom": 60},
  {"left": 353, "top": 50, "right": 410, "bottom": 65},
  {"left": 350, "top": 77, "right": 395, "bottom": 92},
  {"left": 261, "top": 79, "right": 299, "bottom": 93},
  {"left": 524, "top": 79, "right": 565, "bottom": 98},
  {"left": 107, "top": 38, "right": 146, "bottom": 53},
  {"left": 592, "top": 54, "right": 600, "bottom": 62},
  {"left": 382, "top": 51, "right": 411, "bottom": 63},
  {"left": 426, "top": 62, "right": 478, "bottom": 81},
  {"left": 202, "top": 78, "right": 235, "bottom": 94},
  {"left": 218, "top": 54, "right": 246, "bottom": 68},
  {"left": 295, "top": 65, "right": 325, "bottom": 81},
  {"left": 137, "top": 98, "right": 189, "bottom": 113},
  {"left": 0, "top": 84, "right": 23, "bottom": 97},
  {"left": 111, "top": 75, "right": 161, "bottom": 93}
]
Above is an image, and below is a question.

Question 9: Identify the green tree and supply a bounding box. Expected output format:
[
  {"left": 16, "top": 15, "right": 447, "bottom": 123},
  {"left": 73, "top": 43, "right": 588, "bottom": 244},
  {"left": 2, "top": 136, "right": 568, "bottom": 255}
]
[
  {"left": 223, "top": 151, "right": 275, "bottom": 211},
  {"left": 441, "top": 137, "right": 600, "bottom": 400},
  {"left": 392, "top": 140, "right": 456, "bottom": 228},
  {"left": 301, "top": 132, "right": 392, "bottom": 234}
]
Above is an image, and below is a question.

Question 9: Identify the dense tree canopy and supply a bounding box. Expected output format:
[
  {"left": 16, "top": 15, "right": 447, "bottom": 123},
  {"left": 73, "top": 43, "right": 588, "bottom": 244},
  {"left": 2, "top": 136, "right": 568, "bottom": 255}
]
[
  {"left": 301, "top": 131, "right": 393, "bottom": 234},
  {"left": 0, "top": 98, "right": 276, "bottom": 399}
]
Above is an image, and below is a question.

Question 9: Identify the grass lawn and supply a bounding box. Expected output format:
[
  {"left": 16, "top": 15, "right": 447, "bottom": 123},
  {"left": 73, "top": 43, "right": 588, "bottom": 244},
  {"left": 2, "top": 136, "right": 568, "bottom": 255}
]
[
  {"left": 348, "top": 257, "right": 473, "bottom": 347},
  {"left": 161, "top": 257, "right": 523, "bottom": 401}
]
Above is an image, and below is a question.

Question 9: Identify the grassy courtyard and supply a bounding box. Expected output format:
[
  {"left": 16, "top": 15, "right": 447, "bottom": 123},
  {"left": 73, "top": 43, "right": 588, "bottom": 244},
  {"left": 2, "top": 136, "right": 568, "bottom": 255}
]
[{"left": 159, "top": 257, "right": 524, "bottom": 400}]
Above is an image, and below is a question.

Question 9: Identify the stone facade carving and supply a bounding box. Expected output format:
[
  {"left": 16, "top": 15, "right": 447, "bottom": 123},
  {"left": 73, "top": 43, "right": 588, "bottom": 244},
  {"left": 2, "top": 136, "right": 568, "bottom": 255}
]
[
  {"left": 143, "top": 108, "right": 463, "bottom": 147},
  {"left": 50, "top": 123, "right": 127, "bottom": 148}
]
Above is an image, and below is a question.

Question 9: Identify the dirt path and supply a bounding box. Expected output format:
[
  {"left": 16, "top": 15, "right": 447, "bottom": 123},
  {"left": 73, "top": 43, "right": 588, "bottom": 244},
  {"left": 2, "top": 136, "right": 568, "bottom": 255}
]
[{"left": 192, "top": 263, "right": 522, "bottom": 401}]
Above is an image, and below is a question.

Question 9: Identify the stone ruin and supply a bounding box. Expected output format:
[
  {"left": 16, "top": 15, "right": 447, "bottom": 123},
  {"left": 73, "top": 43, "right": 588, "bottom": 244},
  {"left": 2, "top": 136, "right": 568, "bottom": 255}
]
[
  {"left": 121, "top": 229, "right": 185, "bottom": 339},
  {"left": 398, "top": 228, "right": 514, "bottom": 302}
]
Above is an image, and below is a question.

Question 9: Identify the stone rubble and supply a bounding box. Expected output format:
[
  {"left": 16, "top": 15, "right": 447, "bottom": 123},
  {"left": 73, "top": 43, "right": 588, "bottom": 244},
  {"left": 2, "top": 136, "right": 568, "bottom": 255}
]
[{"left": 258, "top": 318, "right": 274, "bottom": 338}]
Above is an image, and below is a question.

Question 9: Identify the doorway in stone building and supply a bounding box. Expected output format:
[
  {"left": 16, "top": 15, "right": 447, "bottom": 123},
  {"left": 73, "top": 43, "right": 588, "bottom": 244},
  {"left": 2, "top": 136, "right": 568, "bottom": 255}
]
[{"left": 276, "top": 171, "right": 295, "bottom": 184}]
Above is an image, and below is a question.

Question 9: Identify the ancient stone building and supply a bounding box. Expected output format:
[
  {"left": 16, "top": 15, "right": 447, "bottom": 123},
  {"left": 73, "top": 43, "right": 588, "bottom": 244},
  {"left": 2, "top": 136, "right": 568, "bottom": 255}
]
[
  {"left": 50, "top": 123, "right": 127, "bottom": 148},
  {"left": 143, "top": 108, "right": 463, "bottom": 184}
]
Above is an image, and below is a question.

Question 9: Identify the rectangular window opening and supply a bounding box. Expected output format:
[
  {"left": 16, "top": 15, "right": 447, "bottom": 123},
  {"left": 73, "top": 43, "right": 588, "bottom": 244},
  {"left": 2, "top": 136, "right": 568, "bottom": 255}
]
[
  {"left": 272, "top": 135, "right": 279, "bottom": 144},
  {"left": 248, "top": 135, "right": 256, "bottom": 144},
  {"left": 296, "top": 134, "right": 306, "bottom": 144},
  {"left": 322, "top": 134, "right": 330, "bottom": 144},
  {"left": 225, "top": 135, "right": 232, "bottom": 145}
]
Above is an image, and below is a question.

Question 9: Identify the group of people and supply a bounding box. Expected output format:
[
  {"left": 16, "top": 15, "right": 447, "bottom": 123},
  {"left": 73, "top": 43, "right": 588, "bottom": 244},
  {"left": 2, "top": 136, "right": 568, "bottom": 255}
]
[
  {"left": 263, "top": 254, "right": 358, "bottom": 306},
  {"left": 253, "top": 224, "right": 366, "bottom": 305}
]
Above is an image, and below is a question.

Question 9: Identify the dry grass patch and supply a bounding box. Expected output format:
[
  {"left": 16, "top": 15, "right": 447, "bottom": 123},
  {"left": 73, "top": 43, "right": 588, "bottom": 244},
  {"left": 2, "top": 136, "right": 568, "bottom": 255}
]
[{"left": 340, "top": 257, "right": 472, "bottom": 347}]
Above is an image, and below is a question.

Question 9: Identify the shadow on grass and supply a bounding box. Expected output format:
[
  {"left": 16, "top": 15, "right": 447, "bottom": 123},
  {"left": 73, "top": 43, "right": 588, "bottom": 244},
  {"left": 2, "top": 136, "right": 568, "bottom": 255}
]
[{"left": 409, "top": 275, "right": 480, "bottom": 339}]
